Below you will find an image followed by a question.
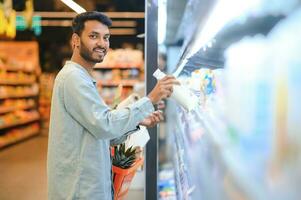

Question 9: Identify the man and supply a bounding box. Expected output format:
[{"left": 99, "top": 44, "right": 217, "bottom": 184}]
[{"left": 47, "top": 11, "right": 177, "bottom": 200}]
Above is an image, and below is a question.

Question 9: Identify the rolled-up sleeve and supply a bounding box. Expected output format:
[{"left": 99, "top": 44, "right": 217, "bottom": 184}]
[{"left": 63, "top": 71, "right": 154, "bottom": 140}]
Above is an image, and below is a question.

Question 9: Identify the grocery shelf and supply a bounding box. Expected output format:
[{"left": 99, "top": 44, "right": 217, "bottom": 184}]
[
  {"left": 0, "top": 115, "right": 40, "bottom": 130},
  {"left": 0, "top": 129, "right": 39, "bottom": 149},
  {"left": 0, "top": 79, "right": 36, "bottom": 85},
  {"left": 0, "top": 93, "right": 38, "bottom": 100},
  {"left": 0, "top": 41, "right": 41, "bottom": 149},
  {"left": 92, "top": 48, "right": 144, "bottom": 106},
  {"left": 0, "top": 103, "right": 35, "bottom": 114},
  {"left": 0, "top": 66, "right": 35, "bottom": 74}
]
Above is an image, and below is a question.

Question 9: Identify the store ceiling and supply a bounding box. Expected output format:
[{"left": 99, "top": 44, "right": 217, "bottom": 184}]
[
  {"left": 13, "top": 0, "right": 145, "bottom": 36},
  {"left": 31, "top": 0, "right": 144, "bottom": 12},
  {"left": 13, "top": 0, "right": 214, "bottom": 45},
  {"left": 14, "top": 0, "right": 193, "bottom": 44}
]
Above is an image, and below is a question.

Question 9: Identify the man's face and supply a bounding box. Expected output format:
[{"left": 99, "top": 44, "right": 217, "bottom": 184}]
[{"left": 78, "top": 20, "right": 110, "bottom": 63}]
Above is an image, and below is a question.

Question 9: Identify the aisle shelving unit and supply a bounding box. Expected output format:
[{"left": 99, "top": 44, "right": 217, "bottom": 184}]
[
  {"left": 0, "top": 42, "right": 41, "bottom": 149},
  {"left": 0, "top": 102, "right": 35, "bottom": 114},
  {"left": 93, "top": 48, "right": 144, "bottom": 106},
  {"left": 39, "top": 73, "right": 56, "bottom": 133}
]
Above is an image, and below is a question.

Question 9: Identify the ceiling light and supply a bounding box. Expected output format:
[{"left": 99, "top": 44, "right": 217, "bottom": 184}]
[
  {"left": 158, "top": 0, "right": 167, "bottom": 44},
  {"left": 60, "top": 0, "right": 86, "bottom": 14},
  {"left": 187, "top": 0, "right": 261, "bottom": 58}
]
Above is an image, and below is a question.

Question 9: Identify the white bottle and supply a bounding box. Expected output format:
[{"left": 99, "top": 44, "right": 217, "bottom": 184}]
[{"left": 153, "top": 69, "right": 199, "bottom": 112}]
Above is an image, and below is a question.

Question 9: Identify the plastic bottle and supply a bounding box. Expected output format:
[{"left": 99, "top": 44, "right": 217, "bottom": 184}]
[{"left": 153, "top": 69, "right": 199, "bottom": 112}]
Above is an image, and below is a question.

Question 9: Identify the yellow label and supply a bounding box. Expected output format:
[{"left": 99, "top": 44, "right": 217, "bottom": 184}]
[{"left": 0, "top": 5, "right": 16, "bottom": 39}]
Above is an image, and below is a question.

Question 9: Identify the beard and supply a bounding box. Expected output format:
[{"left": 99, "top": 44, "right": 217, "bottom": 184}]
[{"left": 79, "top": 40, "right": 106, "bottom": 63}]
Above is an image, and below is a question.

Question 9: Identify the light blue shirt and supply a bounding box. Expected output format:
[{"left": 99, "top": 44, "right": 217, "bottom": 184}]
[{"left": 47, "top": 61, "right": 154, "bottom": 200}]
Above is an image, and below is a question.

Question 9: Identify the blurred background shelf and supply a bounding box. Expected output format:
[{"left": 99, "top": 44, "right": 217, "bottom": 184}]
[
  {"left": 0, "top": 93, "right": 39, "bottom": 99},
  {"left": 0, "top": 102, "right": 35, "bottom": 114},
  {"left": 0, "top": 79, "right": 36, "bottom": 85},
  {"left": 0, "top": 115, "right": 40, "bottom": 130},
  {"left": 0, "top": 42, "right": 41, "bottom": 149},
  {"left": 0, "top": 123, "right": 40, "bottom": 149}
]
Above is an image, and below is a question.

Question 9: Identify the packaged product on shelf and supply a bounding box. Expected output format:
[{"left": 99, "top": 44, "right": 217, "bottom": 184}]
[
  {"left": 225, "top": 35, "right": 275, "bottom": 178},
  {"left": 264, "top": 9, "right": 301, "bottom": 196},
  {"left": 159, "top": 169, "right": 177, "bottom": 200}
]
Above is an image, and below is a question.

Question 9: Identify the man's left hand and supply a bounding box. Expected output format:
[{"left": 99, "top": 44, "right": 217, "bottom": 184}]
[{"left": 139, "top": 110, "right": 164, "bottom": 128}]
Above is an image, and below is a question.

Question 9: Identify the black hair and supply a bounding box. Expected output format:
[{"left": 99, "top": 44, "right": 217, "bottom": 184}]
[{"left": 72, "top": 11, "right": 112, "bottom": 35}]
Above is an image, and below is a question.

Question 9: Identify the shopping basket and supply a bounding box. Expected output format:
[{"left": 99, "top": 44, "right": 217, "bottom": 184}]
[{"left": 112, "top": 158, "right": 144, "bottom": 200}]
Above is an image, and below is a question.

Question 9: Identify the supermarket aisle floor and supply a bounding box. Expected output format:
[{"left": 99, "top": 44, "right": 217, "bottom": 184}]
[
  {"left": 0, "top": 135, "right": 143, "bottom": 200},
  {"left": 0, "top": 135, "right": 48, "bottom": 200}
]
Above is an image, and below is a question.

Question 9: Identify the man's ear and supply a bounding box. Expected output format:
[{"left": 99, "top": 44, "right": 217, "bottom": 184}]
[{"left": 72, "top": 33, "right": 80, "bottom": 48}]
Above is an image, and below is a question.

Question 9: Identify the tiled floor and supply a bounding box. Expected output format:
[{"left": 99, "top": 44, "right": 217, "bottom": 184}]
[{"left": 0, "top": 135, "right": 143, "bottom": 200}]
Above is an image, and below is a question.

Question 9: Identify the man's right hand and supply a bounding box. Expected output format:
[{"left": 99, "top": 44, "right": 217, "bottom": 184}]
[{"left": 147, "top": 75, "right": 179, "bottom": 104}]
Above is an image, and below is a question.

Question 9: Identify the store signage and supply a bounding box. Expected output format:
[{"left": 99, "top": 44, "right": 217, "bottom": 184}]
[
  {"left": 16, "top": 0, "right": 41, "bottom": 36},
  {"left": 0, "top": 0, "right": 41, "bottom": 38},
  {"left": 16, "top": 15, "right": 41, "bottom": 36}
]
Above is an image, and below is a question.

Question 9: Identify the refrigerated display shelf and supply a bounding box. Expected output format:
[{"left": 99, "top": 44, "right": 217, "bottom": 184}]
[
  {"left": 0, "top": 115, "right": 40, "bottom": 130},
  {"left": 167, "top": 105, "right": 199, "bottom": 200},
  {"left": 194, "top": 107, "right": 267, "bottom": 200},
  {"left": 168, "top": 96, "right": 266, "bottom": 200}
]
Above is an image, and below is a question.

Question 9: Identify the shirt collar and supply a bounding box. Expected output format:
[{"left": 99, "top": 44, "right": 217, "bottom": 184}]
[{"left": 65, "top": 61, "right": 97, "bottom": 85}]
